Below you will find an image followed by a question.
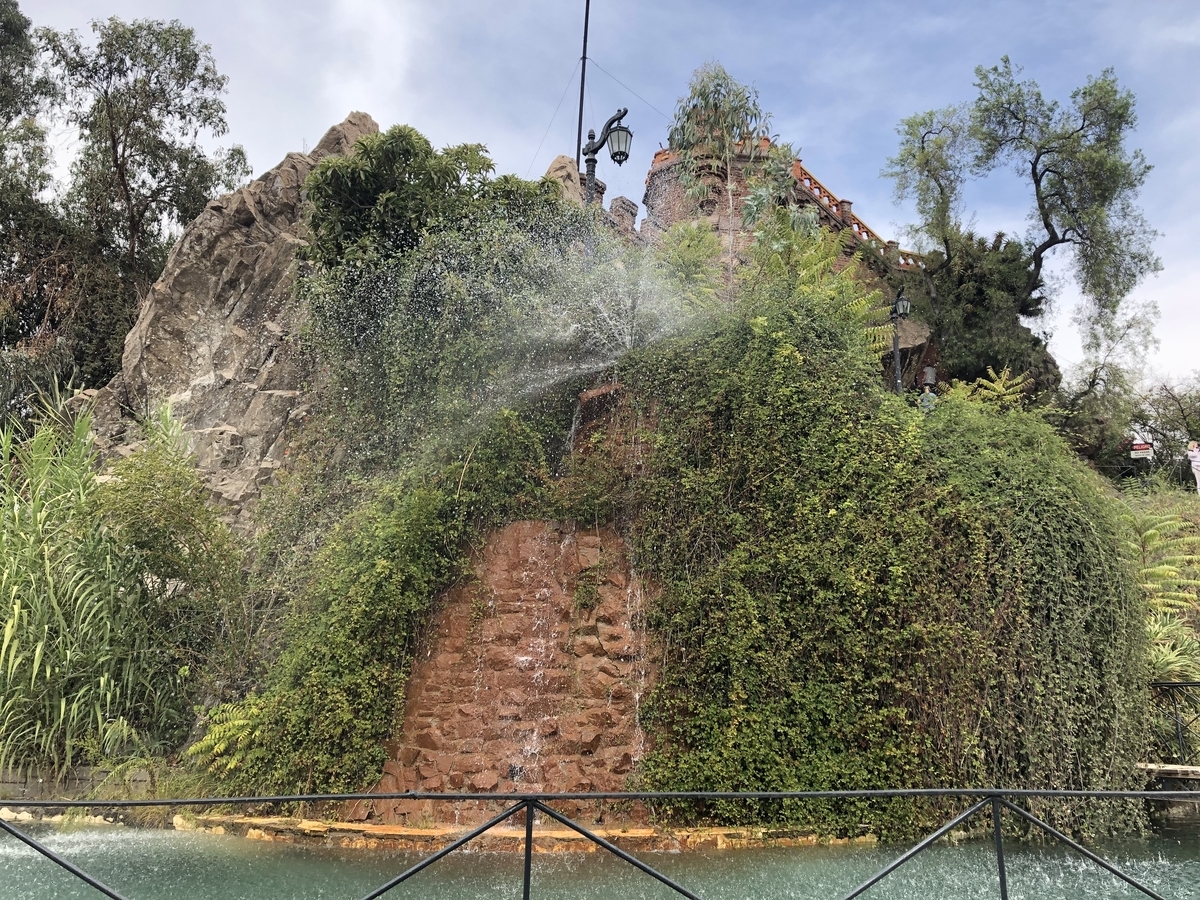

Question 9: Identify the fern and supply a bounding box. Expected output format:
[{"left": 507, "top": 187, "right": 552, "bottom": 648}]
[
  {"left": 742, "top": 210, "right": 891, "bottom": 353},
  {"left": 936, "top": 366, "right": 1033, "bottom": 408},
  {"left": 185, "top": 696, "right": 267, "bottom": 777},
  {"left": 1123, "top": 509, "right": 1200, "bottom": 613}
]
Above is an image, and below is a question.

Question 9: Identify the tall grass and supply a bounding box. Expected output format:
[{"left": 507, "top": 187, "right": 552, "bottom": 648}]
[{"left": 0, "top": 400, "right": 237, "bottom": 778}]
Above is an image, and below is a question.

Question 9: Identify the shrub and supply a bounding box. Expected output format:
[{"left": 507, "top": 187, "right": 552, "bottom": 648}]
[{"left": 623, "top": 292, "right": 1147, "bottom": 837}]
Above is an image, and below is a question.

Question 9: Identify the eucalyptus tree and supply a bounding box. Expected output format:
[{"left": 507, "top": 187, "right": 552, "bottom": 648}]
[
  {"left": 42, "top": 17, "right": 250, "bottom": 286},
  {"left": 668, "top": 62, "right": 772, "bottom": 295},
  {"left": 0, "top": 0, "right": 78, "bottom": 407},
  {"left": 886, "top": 57, "right": 1159, "bottom": 383}
]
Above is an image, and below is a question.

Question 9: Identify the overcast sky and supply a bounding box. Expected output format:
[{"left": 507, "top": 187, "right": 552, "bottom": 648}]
[{"left": 31, "top": 0, "right": 1200, "bottom": 382}]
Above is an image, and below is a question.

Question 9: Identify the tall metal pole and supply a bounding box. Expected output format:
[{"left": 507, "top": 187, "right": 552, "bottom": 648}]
[{"left": 574, "top": 0, "right": 591, "bottom": 171}]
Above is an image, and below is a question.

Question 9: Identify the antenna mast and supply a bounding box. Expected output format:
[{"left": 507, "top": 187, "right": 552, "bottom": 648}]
[{"left": 574, "top": 0, "right": 591, "bottom": 171}]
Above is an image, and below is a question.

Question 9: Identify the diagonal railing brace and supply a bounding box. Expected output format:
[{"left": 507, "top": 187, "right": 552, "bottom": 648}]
[
  {"left": 532, "top": 799, "right": 704, "bottom": 900},
  {"left": 357, "top": 799, "right": 526, "bottom": 900},
  {"left": 838, "top": 798, "right": 992, "bottom": 900},
  {"left": 999, "top": 798, "right": 1167, "bottom": 900},
  {"left": 0, "top": 816, "right": 130, "bottom": 900}
]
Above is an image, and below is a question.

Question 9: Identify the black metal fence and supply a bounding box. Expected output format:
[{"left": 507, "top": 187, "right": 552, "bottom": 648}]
[{"left": 2, "top": 788, "right": 1198, "bottom": 900}]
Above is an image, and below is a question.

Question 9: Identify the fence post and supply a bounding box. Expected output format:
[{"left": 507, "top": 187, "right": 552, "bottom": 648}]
[
  {"left": 522, "top": 799, "right": 534, "bottom": 900},
  {"left": 991, "top": 796, "right": 1009, "bottom": 900}
]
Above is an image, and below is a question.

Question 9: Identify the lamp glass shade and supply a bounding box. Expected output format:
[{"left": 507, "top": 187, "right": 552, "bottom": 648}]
[
  {"left": 607, "top": 124, "right": 632, "bottom": 165},
  {"left": 894, "top": 296, "right": 912, "bottom": 317}
]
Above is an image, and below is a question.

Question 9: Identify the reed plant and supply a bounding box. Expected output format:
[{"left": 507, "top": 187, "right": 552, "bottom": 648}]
[{"left": 0, "top": 398, "right": 238, "bottom": 778}]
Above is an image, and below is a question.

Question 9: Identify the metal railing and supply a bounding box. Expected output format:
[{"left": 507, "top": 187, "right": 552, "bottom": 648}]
[
  {"left": 1152, "top": 681, "right": 1200, "bottom": 766},
  {"left": 2, "top": 788, "right": 1197, "bottom": 900}
]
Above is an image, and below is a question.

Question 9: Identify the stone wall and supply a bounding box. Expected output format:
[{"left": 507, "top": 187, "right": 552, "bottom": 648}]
[
  {"left": 354, "top": 520, "right": 654, "bottom": 826},
  {"left": 542, "top": 153, "right": 641, "bottom": 239},
  {"left": 0, "top": 767, "right": 146, "bottom": 802},
  {"left": 640, "top": 150, "right": 758, "bottom": 259}
]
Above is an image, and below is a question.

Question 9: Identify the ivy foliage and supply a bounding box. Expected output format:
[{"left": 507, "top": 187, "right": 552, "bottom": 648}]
[
  {"left": 622, "top": 286, "right": 1147, "bottom": 836},
  {"left": 187, "top": 410, "right": 552, "bottom": 794}
]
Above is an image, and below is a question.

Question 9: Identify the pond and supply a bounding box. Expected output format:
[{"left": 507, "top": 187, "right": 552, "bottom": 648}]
[{"left": 3, "top": 819, "right": 1200, "bottom": 900}]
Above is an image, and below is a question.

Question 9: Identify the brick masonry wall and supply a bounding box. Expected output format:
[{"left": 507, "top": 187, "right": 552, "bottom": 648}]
[{"left": 354, "top": 520, "right": 655, "bottom": 827}]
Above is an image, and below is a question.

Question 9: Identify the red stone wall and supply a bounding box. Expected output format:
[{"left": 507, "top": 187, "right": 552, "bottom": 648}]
[
  {"left": 357, "top": 520, "right": 654, "bottom": 826},
  {"left": 640, "top": 154, "right": 757, "bottom": 260},
  {"left": 639, "top": 148, "right": 906, "bottom": 279}
]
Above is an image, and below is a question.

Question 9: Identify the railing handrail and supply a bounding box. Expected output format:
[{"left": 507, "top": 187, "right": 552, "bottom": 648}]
[
  {"left": 3, "top": 787, "right": 1194, "bottom": 900},
  {"left": 4, "top": 786, "right": 1200, "bottom": 808}
]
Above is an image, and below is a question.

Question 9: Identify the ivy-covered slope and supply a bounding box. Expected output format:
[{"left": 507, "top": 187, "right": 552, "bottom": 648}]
[
  {"left": 182, "top": 127, "right": 1148, "bottom": 836},
  {"left": 619, "top": 294, "right": 1147, "bottom": 834}
]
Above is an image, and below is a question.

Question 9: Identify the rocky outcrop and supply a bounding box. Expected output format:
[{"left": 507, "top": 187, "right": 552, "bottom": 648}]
[
  {"left": 544, "top": 155, "right": 585, "bottom": 206},
  {"left": 357, "top": 520, "right": 654, "bottom": 826},
  {"left": 101, "top": 112, "right": 379, "bottom": 527}
]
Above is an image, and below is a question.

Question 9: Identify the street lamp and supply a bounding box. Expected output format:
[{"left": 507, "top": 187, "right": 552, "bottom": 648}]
[
  {"left": 891, "top": 288, "right": 911, "bottom": 395},
  {"left": 582, "top": 108, "right": 633, "bottom": 205}
]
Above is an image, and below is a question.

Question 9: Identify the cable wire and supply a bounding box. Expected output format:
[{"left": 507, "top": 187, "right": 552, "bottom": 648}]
[
  {"left": 526, "top": 58, "right": 581, "bottom": 177},
  {"left": 586, "top": 57, "right": 671, "bottom": 121}
]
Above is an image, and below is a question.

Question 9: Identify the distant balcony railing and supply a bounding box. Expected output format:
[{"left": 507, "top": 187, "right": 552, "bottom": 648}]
[{"left": 2, "top": 787, "right": 1197, "bottom": 900}]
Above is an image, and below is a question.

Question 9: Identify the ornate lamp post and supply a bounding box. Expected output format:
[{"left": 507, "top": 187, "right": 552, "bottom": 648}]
[
  {"left": 891, "top": 288, "right": 911, "bottom": 394},
  {"left": 582, "top": 108, "right": 633, "bottom": 205}
]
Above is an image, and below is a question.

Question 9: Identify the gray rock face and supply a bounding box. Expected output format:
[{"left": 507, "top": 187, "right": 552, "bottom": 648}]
[
  {"left": 110, "top": 111, "right": 379, "bottom": 528},
  {"left": 544, "top": 155, "right": 584, "bottom": 206}
]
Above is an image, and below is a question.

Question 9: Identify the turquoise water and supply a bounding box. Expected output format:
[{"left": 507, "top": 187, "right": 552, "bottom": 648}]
[{"left": 2, "top": 822, "right": 1199, "bottom": 900}]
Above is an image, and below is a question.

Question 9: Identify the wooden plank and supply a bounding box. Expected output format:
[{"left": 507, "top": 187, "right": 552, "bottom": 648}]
[{"left": 1137, "top": 762, "right": 1200, "bottom": 779}]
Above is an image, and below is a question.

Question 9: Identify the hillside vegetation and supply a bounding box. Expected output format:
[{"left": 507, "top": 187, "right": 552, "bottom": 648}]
[
  {"left": 179, "top": 137, "right": 1153, "bottom": 834},
  {"left": 0, "top": 112, "right": 1170, "bottom": 837}
]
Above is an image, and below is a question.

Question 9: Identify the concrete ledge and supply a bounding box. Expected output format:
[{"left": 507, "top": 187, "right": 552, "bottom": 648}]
[{"left": 174, "top": 814, "right": 879, "bottom": 853}]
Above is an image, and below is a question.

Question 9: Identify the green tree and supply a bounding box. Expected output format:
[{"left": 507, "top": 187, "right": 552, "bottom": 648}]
[
  {"left": 43, "top": 17, "right": 250, "bottom": 285},
  {"left": 1048, "top": 298, "right": 1158, "bottom": 470},
  {"left": 0, "top": 0, "right": 85, "bottom": 407},
  {"left": 887, "top": 57, "right": 1159, "bottom": 382},
  {"left": 668, "top": 62, "right": 771, "bottom": 294},
  {"left": 910, "top": 229, "right": 1059, "bottom": 386},
  {"left": 971, "top": 58, "right": 1158, "bottom": 314},
  {"left": 302, "top": 126, "right": 504, "bottom": 267},
  {"left": 0, "top": 0, "right": 55, "bottom": 128}
]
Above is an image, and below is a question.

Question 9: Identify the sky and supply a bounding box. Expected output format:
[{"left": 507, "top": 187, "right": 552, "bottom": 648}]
[{"left": 31, "top": 0, "right": 1200, "bottom": 382}]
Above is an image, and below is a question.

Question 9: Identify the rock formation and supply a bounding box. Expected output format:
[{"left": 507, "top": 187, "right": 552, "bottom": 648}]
[
  {"left": 543, "top": 154, "right": 586, "bottom": 206},
  {"left": 91, "top": 112, "right": 379, "bottom": 528}
]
